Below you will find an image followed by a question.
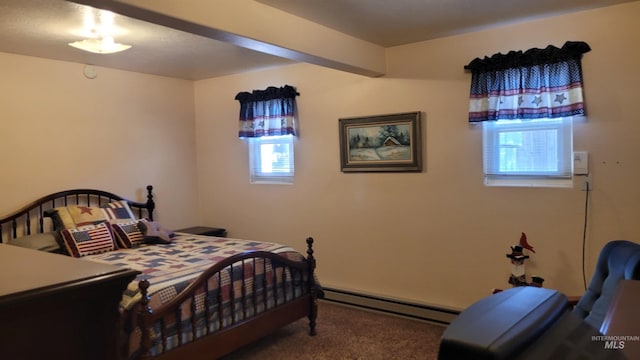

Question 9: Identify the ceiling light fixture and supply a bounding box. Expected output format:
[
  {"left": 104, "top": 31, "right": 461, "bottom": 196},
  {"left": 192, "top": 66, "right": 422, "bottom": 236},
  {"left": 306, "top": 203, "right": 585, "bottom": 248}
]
[
  {"left": 68, "top": 7, "right": 131, "bottom": 54},
  {"left": 69, "top": 36, "right": 131, "bottom": 54}
]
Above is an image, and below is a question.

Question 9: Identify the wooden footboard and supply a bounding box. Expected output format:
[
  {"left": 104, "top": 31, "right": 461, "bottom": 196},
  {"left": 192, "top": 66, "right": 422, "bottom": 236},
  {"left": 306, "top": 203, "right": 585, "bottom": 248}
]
[{"left": 131, "top": 237, "right": 320, "bottom": 360}]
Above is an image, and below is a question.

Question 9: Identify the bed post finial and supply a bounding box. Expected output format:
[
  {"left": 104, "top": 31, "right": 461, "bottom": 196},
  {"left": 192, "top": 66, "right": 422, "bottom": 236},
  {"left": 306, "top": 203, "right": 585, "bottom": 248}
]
[
  {"left": 305, "top": 237, "right": 319, "bottom": 336},
  {"left": 306, "top": 237, "right": 315, "bottom": 268},
  {"left": 145, "top": 185, "right": 155, "bottom": 221},
  {"left": 138, "top": 279, "right": 154, "bottom": 359}
]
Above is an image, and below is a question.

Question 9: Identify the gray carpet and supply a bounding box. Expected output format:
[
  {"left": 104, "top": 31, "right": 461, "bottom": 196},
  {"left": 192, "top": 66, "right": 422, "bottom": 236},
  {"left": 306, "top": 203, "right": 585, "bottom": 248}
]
[{"left": 221, "top": 300, "right": 445, "bottom": 360}]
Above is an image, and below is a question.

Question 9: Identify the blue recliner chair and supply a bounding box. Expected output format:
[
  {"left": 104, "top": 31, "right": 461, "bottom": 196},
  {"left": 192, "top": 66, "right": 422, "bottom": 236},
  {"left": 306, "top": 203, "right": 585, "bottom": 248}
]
[
  {"left": 438, "top": 240, "right": 640, "bottom": 360},
  {"left": 572, "top": 240, "right": 640, "bottom": 331}
]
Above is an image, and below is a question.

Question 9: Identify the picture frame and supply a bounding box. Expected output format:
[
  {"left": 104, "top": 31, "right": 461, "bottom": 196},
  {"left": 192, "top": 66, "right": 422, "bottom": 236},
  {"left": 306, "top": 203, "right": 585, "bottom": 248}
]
[{"left": 339, "top": 111, "right": 422, "bottom": 172}]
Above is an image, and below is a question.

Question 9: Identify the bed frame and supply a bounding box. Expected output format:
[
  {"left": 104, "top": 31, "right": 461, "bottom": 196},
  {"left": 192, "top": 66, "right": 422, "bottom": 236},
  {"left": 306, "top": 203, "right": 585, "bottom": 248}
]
[
  {"left": 0, "top": 185, "right": 320, "bottom": 360},
  {"left": 0, "top": 185, "right": 155, "bottom": 243}
]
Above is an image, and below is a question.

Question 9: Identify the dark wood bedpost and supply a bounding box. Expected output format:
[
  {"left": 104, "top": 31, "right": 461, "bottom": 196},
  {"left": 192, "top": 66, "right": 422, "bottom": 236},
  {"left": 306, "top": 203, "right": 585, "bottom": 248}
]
[
  {"left": 306, "top": 237, "right": 318, "bottom": 336},
  {"left": 138, "top": 279, "right": 154, "bottom": 359},
  {"left": 145, "top": 185, "right": 155, "bottom": 221}
]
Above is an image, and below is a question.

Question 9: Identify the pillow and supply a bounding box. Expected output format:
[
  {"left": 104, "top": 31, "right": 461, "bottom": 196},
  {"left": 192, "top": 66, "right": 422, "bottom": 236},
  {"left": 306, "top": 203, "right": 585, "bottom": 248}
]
[
  {"left": 101, "top": 200, "right": 136, "bottom": 221},
  {"left": 138, "top": 220, "right": 175, "bottom": 244},
  {"left": 7, "top": 232, "right": 61, "bottom": 253},
  {"left": 50, "top": 201, "right": 136, "bottom": 229},
  {"left": 110, "top": 220, "right": 145, "bottom": 248},
  {"left": 47, "top": 207, "right": 75, "bottom": 230},
  {"left": 60, "top": 223, "right": 116, "bottom": 257}
]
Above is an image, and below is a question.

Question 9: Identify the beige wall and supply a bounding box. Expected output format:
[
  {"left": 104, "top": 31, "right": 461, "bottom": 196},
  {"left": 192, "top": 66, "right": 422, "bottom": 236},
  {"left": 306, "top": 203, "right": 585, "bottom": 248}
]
[
  {"left": 194, "top": 2, "right": 640, "bottom": 310},
  {"left": 0, "top": 53, "right": 199, "bottom": 228},
  {"left": 1, "top": 2, "right": 638, "bottom": 311}
]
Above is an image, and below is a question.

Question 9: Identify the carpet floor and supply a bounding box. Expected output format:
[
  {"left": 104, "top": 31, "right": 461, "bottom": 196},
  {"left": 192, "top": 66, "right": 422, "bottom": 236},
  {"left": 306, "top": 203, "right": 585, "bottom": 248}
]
[{"left": 221, "top": 300, "right": 445, "bottom": 360}]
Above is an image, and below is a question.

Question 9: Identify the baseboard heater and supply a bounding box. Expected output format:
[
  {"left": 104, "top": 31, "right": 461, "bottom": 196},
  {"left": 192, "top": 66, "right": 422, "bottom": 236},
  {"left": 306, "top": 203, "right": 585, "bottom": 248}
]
[{"left": 322, "top": 287, "right": 460, "bottom": 325}]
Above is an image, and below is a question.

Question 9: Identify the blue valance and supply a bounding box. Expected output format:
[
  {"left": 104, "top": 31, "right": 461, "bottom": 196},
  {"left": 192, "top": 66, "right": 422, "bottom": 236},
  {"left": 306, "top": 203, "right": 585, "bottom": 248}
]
[
  {"left": 235, "top": 85, "right": 299, "bottom": 138},
  {"left": 465, "top": 41, "right": 591, "bottom": 122}
]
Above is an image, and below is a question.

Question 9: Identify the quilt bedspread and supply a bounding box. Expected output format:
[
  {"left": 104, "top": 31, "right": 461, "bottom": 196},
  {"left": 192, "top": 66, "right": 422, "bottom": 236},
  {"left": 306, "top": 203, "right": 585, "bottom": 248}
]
[
  {"left": 83, "top": 233, "right": 303, "bottom": 311},
  {"left": 84, "top": 233, "right": 310, "bottom": 356}
]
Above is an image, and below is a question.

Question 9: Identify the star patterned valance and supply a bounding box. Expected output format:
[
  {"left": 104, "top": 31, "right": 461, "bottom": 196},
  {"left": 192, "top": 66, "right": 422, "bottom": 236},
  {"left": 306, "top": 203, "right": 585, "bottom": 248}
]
[
  {"left": 464, "top": 41, "right": 591, "bottom": 122},
  {"left": 235, "top": 85, "right": 299, "bottom": 138}
]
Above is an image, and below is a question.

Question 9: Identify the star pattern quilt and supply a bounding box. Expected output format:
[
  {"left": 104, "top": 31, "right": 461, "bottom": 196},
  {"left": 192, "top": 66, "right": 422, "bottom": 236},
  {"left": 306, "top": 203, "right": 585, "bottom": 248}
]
[
  {"left": 84, "top": 233, "right": 303, "bottom": 310},
  {"left": 83, "top": 233, "right": 309, "bottom": 356}
]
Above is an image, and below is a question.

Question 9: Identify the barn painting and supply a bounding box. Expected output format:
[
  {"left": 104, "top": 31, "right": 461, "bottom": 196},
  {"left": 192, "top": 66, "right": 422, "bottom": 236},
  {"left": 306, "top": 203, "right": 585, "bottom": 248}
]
[
  {"left": 339, "top": 112, "right": 422, "bottom": 172},
  {"left": 347, "top": 123, "right": 412, "bottom": 161}
]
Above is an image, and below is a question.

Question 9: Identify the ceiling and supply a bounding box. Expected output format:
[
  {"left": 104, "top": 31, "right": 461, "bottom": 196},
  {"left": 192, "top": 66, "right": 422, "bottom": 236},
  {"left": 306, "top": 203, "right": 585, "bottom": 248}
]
[
  {"left": 0, "top": 0, "right": 635, "bottom": 80},
  {"left": 0, "top": 0, "right": 295, "bottom": 80},
  {"left": 257, "top": 0, "right": 635, "bottom": 47}
]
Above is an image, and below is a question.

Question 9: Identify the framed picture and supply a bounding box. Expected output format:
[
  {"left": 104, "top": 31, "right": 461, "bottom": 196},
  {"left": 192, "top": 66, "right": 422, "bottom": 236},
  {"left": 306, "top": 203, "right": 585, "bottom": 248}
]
[{"left": 339, "top": 111, "right": 422, "bottom": 172}]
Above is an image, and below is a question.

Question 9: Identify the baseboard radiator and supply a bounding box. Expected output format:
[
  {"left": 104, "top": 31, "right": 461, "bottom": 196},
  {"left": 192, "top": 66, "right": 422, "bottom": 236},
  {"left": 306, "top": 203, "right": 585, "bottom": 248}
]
[{"left": 322, "top": 287, "right": 460, "bottom": 325}]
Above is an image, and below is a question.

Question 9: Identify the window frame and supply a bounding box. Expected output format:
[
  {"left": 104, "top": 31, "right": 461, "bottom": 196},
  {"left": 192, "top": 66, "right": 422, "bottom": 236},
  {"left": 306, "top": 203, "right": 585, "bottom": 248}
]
[
  {"left": 247, "top": 135, "right": 295, "bottom": 185},
  {"left": 482, "top": 117, "right": 574, "bottom": 188}
]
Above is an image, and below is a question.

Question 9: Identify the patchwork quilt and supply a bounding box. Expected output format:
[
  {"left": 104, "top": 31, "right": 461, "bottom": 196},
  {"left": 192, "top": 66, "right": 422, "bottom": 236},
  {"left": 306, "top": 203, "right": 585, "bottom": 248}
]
[
  {"left": 82, "top": 233, "right": 309, "bottom": 356},
  {"left": 83, "top": 233, "right": 304, "bottom": 310}
]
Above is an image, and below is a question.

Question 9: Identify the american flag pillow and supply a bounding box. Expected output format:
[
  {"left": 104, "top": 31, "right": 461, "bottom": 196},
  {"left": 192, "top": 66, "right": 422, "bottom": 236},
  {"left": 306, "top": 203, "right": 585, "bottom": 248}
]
[
  {"left": 60, "top": 223, "right": 116, "bottom": 257},
  {"left": 110, "top": 220, "right": 145, "bottom": 249},
  {"left": 101, "top": 200, "right": 136, "bottom": 221},
  {"left": 53, "top": 201, "right": 137, "bottom": 229}
]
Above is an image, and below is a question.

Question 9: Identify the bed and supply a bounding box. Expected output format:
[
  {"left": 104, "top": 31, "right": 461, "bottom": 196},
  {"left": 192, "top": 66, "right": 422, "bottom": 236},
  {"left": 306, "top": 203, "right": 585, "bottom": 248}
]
[{"left": 0, "top": 185, "right": 321, "bottom": 359}]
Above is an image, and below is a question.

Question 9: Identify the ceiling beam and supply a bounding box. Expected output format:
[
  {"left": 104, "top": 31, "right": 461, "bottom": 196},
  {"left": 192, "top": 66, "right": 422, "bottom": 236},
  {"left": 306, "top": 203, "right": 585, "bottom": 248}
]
[{"left": 70, "top": 0, "right": 386, "bottom": 77}]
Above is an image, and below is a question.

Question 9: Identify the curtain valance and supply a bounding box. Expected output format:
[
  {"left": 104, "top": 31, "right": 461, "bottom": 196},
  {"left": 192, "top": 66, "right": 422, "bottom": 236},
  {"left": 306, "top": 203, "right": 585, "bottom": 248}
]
[
  {"left": 235, "top": 85, "right": 299, "bottom": 138},
  {"left": 465, "top": 41, "right": 591, "bottom": 123}
]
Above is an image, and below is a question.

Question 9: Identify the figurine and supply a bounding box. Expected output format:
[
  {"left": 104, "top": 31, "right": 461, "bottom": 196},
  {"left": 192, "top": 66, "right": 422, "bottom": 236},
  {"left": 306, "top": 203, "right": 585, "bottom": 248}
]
[{"left": 505, "top": 232, "right": 544, "bottom": 288}]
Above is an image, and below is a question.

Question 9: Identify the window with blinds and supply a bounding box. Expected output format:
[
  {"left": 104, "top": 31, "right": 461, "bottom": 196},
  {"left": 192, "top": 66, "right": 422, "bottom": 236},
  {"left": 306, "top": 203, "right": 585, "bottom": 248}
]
[
  {"left": 248, "top": 135, "right": 294, "bottom": 184},
  {"left": 482, "top": 117, "right": 573, "bottom": 187}
]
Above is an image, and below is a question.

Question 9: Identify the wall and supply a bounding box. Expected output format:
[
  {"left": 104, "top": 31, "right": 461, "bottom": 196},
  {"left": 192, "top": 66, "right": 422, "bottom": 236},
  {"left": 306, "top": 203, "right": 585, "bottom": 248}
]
[
  {"left": 0, "top": 53, "right": 199, "bottom": 228},
  {"left": 194, "top": 2, "right": 640, "bottom": 310}
]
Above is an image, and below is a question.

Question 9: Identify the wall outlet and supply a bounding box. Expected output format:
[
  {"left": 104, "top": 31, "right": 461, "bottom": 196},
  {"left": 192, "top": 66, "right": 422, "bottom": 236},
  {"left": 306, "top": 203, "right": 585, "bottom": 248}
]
[{"left": 581, "top": 174, "right": 593, "bottom": 191}]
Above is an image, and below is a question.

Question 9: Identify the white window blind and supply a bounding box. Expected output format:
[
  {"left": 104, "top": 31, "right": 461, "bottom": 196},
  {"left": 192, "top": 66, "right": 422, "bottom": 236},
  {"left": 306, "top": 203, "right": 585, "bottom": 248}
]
[
  {"left": 248, "top": 135, "right": 294, "bottom": 184},
  {"left": 482, "top": 117, "right": 573, "bottom": 187}
]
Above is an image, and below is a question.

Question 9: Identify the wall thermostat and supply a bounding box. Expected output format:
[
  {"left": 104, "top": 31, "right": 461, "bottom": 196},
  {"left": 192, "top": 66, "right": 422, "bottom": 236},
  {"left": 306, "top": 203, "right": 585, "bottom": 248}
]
[{"left": 573, "top": 151, "right": 589, "bottom": 175}]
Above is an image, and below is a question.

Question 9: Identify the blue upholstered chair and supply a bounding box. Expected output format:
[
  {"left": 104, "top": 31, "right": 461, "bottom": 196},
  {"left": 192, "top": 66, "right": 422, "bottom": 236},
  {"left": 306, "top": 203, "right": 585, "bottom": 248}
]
[
  {"left": 571, "top": 240, "right": 640, "bottom": 331},
  {"left": 438, "top": 240, "right": 640, "bottom": 360}
]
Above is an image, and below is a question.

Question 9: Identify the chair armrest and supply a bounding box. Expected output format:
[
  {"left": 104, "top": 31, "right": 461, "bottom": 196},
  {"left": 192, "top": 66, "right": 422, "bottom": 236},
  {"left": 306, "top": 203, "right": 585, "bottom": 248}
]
[{"left": 494, "top": 289, "right": 581, "bottom": 308}]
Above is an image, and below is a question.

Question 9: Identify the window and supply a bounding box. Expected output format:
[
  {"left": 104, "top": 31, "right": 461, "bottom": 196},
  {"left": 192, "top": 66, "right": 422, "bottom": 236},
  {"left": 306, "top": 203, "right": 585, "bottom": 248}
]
[
  {"left": 248, "top": 135, "right": 294, "bottom": 184},
  {"left": 483, "top": 117, "right": 573, "bottom": 187},
  {"left": 465, "top": 42, "right": 589, "bottom": 188}
]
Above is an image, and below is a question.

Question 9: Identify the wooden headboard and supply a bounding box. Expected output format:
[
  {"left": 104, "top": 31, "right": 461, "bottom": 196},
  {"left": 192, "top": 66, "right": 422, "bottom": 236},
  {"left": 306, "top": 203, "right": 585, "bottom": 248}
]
[{"left": 0, "top": 185, "right": 155, "bottom": 244}]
